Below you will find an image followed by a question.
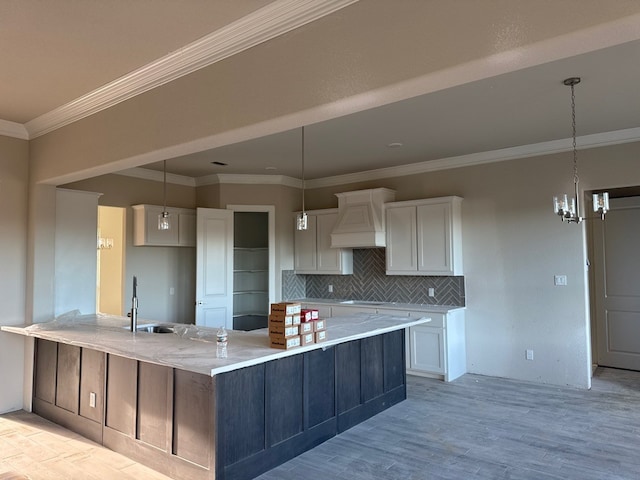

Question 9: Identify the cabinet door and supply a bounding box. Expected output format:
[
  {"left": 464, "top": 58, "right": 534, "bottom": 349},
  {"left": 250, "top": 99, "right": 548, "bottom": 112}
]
[
  {"left": 417, "top": 202, "right": 452, "bottom": 274},
  {"left": 142, "top": 205, "right": 180, "bottom": 246},
  {"left": 178, "top": 211, "right": 196, "bottom": 247},
  {"left": 409, "top": 325, "right": 445, "bottom": 374},
  {"left": 385, "top": 206, "right": 417, "bottom": 274},
  {"left": 294, "top": 214, "right": 317, "bottom": 273},
  {"left": 316, "top": 212, "right": 341, "bottom": 272}
]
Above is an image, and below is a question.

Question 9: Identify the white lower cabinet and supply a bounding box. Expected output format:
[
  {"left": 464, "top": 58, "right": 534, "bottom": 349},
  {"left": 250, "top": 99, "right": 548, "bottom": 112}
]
[
  {"left": 301, "top": 302, "right": 465, "bottom": 382},
  {"left": 408, "top": 325, "right": 445, "bottom": 374},
  {"left": 406, "top": 309, "right": 466, "bottom": 382}
]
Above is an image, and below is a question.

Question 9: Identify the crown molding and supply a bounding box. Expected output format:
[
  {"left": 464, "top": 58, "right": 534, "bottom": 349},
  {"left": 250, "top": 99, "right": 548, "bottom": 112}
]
[
  {"left": 0, "top": 119, "right": 29, "bottom": 140},
  {"left": 115, "top": 167, "right": 196, "bottom": 187},
  {"left": 23, "top": 0, "right": 358, "bottom": 139},
  {"left": 306, "top": 127, "right": 640, "bottom": 189},
  {"left": 116, "top": 126, "right": 640, "bottom": 190},
  {"left": 197, "top": 173, "right": 301, "bottom": 188}
]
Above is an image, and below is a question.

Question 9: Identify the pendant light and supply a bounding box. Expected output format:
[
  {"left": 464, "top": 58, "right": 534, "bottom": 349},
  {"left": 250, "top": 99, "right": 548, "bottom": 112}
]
[
  {"left": 296, "top": 126, "right": 308, "bottom": 231},
  {"left": 158, "top": 160, "right": 171, "bottom": 230},
  {"left": 553, "top": 77, "right": 609, "bottom": 223}
]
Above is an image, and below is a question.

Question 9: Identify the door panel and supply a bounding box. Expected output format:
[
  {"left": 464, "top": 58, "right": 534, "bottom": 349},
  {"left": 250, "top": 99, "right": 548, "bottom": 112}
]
[
  {"left": 594, "top": 196, "right": 640, "bottom": 369},
  {"left": 195, "top": 208, "right": 233, "bottom": 329}
]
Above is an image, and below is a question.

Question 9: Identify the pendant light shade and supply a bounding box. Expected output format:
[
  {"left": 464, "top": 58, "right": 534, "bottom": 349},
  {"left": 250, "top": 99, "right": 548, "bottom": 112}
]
[
  {"left": 296, "top": 126, "right": 308, "bottom": 231},
  {"left": 158, "top": 160, "right": 172, "bottom": 230}
]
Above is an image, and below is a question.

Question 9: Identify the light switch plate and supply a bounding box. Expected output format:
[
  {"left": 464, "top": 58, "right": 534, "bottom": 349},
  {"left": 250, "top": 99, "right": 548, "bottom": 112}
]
[{"left": 554, "top": 275, "right": 567, "bottom": 286}]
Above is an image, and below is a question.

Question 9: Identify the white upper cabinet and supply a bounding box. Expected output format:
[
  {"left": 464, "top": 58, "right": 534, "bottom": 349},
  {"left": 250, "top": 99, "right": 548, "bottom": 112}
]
[
  {"left": 385, "top": 196, "right": 463, "bottom": 275},
  {"left": 132, "top": 204, "right": 196, "bottom": 247},
  {"left": 294, "top": 209, "right": 353, "bottom": 275}
]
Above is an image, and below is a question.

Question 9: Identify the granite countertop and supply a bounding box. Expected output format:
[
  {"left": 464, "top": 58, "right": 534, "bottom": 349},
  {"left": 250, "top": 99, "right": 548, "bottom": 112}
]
[
  {"left": 2, "top": 311, "right": 430, "bottom": 377},
  {"left": 296, "top": 298, "right": 465, "bottom": 313}
]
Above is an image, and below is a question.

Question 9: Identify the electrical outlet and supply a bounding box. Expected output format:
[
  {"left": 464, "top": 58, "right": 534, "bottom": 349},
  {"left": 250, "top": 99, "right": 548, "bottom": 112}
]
[
  {"left": 428, "top": 288, "right": 435, "bottom": 297},
  {"left": 328, "top": 285, "right": 333, "bottom": 293},
  {"left": 169, "top": 287, "right": 175, "bottom": 295},
  {"left": 89, "top": 392, "right": 96, "bottom": 408},
  {"left": 526, "top": 349, "right": 534, "bottom": 361}
]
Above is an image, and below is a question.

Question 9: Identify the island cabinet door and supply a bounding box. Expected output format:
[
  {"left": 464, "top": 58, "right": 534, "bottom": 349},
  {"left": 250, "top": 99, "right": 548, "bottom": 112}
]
[
  {"left": 79, "top": 348, "right": 105, "bottom": 424},
  {"left": 265, "top": 356, "right": 304, "bottom": 447},
  {"left": 105, "top": 355, "right": 137, "bottom": 437},
  {"left": 173, "top": 369, "right": 212, "bottom": 468},
  {"left": 336, "top": 331, "right": 407, "bottom": 433},
  {"left": 34, "top": 339, "right": 58, "bottom": 404},
  {"left": 304, "top": 346, "right": 336, "bottom": 429},
  {"left": 55, "top": 343, "right": 80, "bottom": 414},
  {"left": 137, "top": 362, "right": 171, "bottom": 451},
  {"left": 215, "top": 364, "right": 266, "bottom": 470}
]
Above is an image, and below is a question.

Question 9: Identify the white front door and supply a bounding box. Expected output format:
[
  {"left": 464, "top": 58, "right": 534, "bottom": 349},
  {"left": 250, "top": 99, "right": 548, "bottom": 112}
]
[
  {"left": 594, "top": 196, "right": 640, "bottom": 370},
  {"left": 195, "top": 208, "right": 233, "bottom": 329}
]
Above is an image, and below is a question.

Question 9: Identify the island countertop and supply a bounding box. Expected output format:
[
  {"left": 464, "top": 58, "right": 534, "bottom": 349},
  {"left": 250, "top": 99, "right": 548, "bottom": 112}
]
[{"left": 2, "top": 312, "right": 430, "bottom": 377}]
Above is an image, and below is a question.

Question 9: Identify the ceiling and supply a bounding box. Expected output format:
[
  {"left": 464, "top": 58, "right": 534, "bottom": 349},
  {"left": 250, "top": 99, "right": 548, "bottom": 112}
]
[{"left": 3, "top": 1, "right": 640, "bottom": 182}]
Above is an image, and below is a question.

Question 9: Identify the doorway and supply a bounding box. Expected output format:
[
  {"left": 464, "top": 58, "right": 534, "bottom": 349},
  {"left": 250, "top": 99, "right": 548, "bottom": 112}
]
[
  {"left": 591, "top": 195, "right": 640, "bottom": 370},
  {"left": 228, "top": 205, "right": 275, "bottom": 331},
  {"left": 96, "top": 206, "right": 126, "bottom": 315}
]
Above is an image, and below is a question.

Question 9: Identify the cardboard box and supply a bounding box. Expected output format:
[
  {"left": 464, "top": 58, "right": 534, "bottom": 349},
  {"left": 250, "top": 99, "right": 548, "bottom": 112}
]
[
  {"left": 270, "top": 302, "right": 301, "bottom": 316},
  {"left": 313, "top": 319, "right": 327, "bottom": 332},
  {"left": 300, "top": 309, "right": 313, "bottom": 322},
  {"left": 310, "top": 309, "right": 319, "bottom": 320},
  {"left": 270, "top": 335, "right": 301, "bottom": 350},
  {"left": 299, "top": 322, "right": 314, "bottom": 335},
  {"left": 269, "top": 314, "right": 294, "bottom": 327},
  {"left": 269, "top": 324, "right": 299, "bottom": 338},
  {"left": 300, "top": 332, "right": 315, "bottom": 346},
  {"left": 315, "top": 330, "right": 328, "bottom": 343}
]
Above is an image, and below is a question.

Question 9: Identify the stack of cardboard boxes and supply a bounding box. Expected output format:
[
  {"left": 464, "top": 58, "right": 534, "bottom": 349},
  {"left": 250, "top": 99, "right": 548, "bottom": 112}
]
[{"left": 268, "top": 302, "right": 327, "bottom": 349}]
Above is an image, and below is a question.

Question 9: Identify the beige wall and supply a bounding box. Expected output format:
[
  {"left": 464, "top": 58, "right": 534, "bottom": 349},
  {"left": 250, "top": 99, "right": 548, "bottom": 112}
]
[
  {"left": 52, "top": 142, "right": 640, "bottom": 388},
  {"left": 0, "top": 135, "right": 29, "bottom": 413},
  {"left": 61, "top": 177, "right": 300, "bottom": 321},
  {"left": 303, "top": 141, "right": 640, "bottom": 388},
  {"left": 63, "top": 174, "right": 197, "bottom": 323}
]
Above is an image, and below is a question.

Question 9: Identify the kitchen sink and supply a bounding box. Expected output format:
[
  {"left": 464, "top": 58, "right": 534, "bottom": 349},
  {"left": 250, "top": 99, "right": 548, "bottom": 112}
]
[{"left": 124, "top": 324, "right": 175, "bottom": 334}]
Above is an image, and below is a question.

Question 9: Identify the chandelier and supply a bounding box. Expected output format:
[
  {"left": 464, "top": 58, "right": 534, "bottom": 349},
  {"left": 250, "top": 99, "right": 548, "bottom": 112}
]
[{"left": 553, "top": 77, "right": 609, "bottom": 223}]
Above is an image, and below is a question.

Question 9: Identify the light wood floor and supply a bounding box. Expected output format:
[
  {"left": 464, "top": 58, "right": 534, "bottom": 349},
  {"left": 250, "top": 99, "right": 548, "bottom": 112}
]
[
  {"left": 0, "top": 411, "right": 172, "bottom": 480},
  {"left": 2, "top": 367, "right": 639, "bottom": 480}
]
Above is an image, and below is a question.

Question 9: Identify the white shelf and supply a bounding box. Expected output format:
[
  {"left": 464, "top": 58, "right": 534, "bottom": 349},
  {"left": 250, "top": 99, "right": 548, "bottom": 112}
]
[{"left": 233, "top": 247, "right": 269, "bottom": 317}]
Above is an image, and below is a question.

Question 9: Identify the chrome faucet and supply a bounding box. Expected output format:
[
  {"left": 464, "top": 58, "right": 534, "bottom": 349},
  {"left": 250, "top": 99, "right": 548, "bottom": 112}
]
[{"left": 130, "top": 275, "right": 138, "bottom": 332}]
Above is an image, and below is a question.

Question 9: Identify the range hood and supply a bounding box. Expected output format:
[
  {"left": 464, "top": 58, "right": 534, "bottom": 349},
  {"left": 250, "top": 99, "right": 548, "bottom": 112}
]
[{"left": 330, "top": 188, "right": 396, "bottom": 248}]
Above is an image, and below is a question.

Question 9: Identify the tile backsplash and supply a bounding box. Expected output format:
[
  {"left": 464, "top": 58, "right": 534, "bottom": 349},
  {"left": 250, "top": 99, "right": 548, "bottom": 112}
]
[{"left": 282, "top": 248, "right": 465, "bottom": 306}]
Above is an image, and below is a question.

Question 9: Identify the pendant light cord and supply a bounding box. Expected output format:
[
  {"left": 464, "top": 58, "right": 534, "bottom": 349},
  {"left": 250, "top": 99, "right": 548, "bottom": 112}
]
[
  {"left": 570, "top": 82, "right": 579, "bottom": 186},
  {"left": 301, "top": 126, "right": 305, "bottom": 214},
  {"left": 163, "top": 160, "right": 167, "bottom": 211}
]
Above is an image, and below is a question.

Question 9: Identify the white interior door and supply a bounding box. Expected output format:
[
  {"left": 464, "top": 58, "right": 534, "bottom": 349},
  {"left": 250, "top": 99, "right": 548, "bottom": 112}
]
[
  {"left": 594, "top": 196, "right": 640, "bottom": 370},
  {"left": 195, "top": 208, "right": 233, "bottom": 329}
]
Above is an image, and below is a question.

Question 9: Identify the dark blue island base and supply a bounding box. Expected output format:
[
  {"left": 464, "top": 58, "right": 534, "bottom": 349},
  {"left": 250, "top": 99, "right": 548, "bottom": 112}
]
[
  {"left": 32, "top": 329, "right": 406, "bottom": 480},
  {"left": 217, "top": 329, "right": 406, "bottom": 480}
]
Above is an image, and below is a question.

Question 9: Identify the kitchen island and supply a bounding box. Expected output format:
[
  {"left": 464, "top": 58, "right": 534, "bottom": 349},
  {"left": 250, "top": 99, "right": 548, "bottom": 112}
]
[{"left": 3, "top": 312, "right": 429, "bottom": 480}]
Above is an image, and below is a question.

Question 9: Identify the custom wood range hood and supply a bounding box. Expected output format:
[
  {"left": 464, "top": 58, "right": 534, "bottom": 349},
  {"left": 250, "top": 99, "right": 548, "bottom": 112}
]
[{"left": 330, "top": 188, "right": 396, "bottom": 248}]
